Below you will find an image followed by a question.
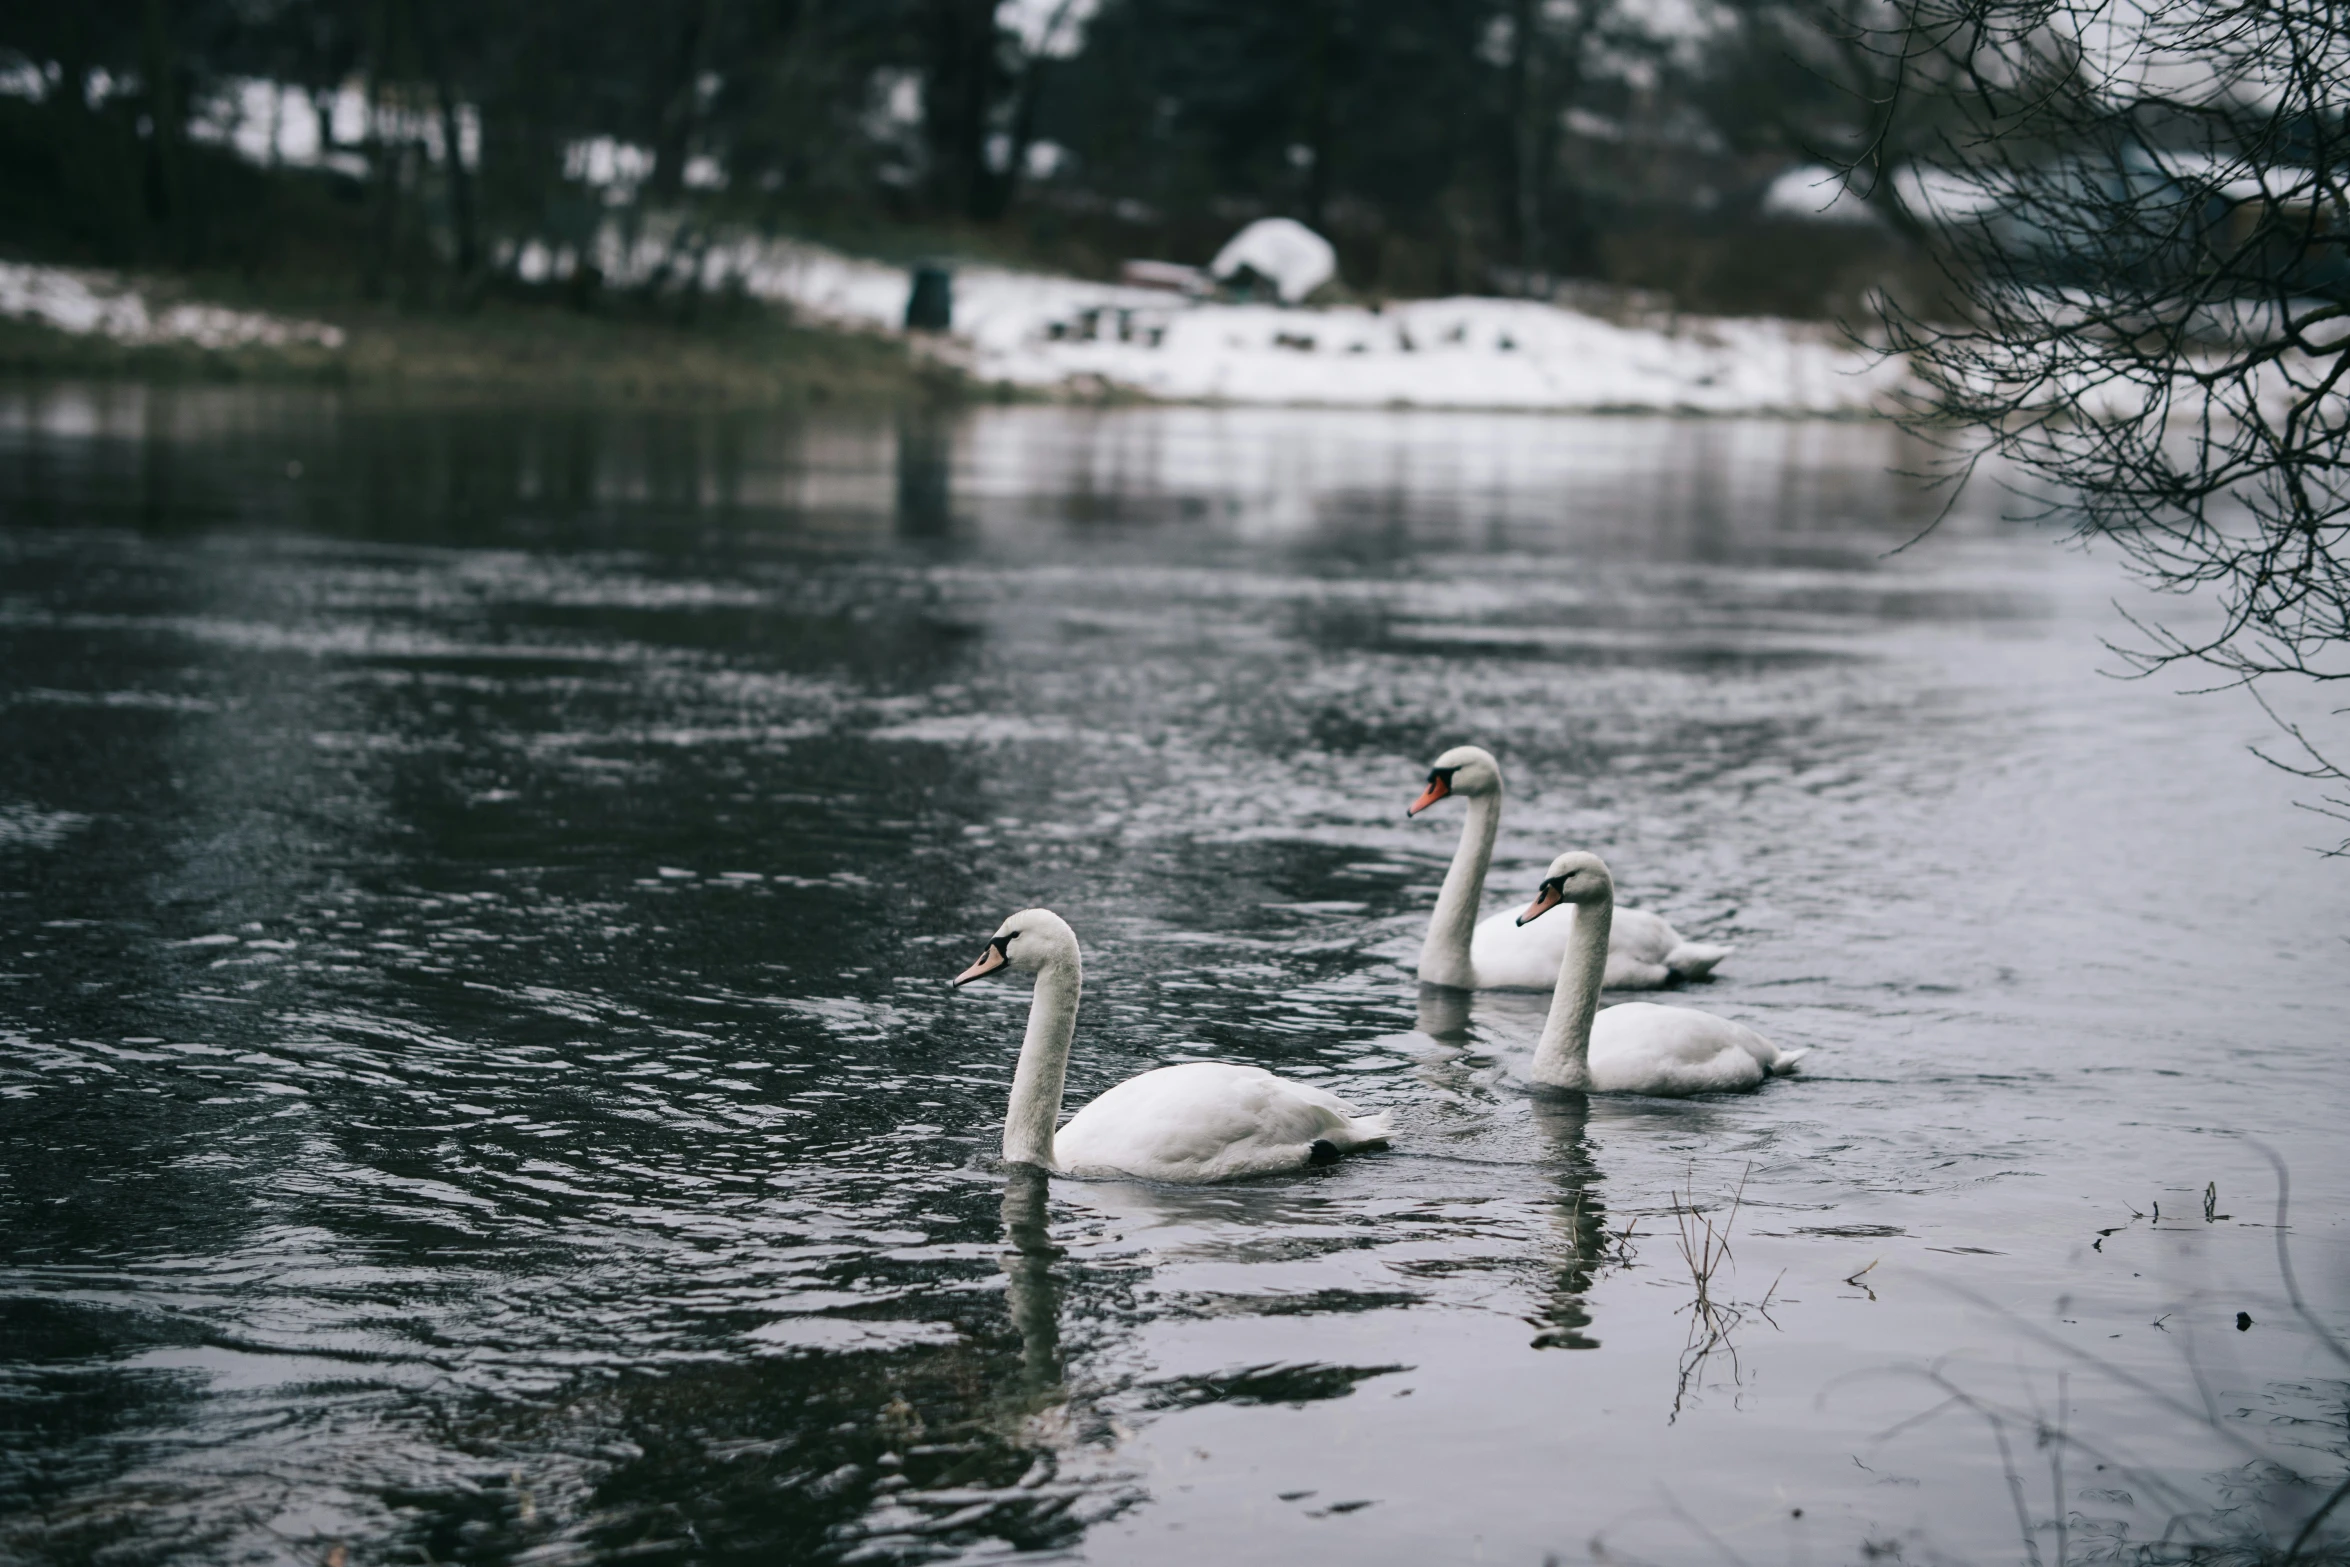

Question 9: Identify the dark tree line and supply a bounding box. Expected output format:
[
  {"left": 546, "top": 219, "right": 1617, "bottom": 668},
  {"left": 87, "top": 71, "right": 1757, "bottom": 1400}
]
[{"left": 0, "top": 0, "right": 1936, "bottom": 314}]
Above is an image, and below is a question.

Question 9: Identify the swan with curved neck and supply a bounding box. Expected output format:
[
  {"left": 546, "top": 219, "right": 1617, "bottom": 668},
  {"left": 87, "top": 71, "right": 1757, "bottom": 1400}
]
[
  {"left": 1516, "top": 851, "right": 1804, "bottom": 1096},
  {"left": 1411, "top": 745, "right": 1734, "bottom": 991},
  {"left": 953, "top": 909, "right": 1393, "bottom": 1182}
]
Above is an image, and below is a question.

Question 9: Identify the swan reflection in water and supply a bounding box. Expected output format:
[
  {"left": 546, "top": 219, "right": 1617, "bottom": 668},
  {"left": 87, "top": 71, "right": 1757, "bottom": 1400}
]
[
  {"left": 1412, "top": 982, "right": 1611, "bottom": 1351},
  {"left": 1000, "top": 1163, "right": 1064, "bottom": 1398},
  {"left": 1413, "top": 983, "right": 1474, "bottom": 1045},
  {"left": 1527, "top": 1091, "right": 1609, "bottom": 1351}
]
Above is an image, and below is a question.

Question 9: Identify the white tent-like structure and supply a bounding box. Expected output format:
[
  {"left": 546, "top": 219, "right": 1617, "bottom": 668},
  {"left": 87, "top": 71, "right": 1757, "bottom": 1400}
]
[{"left": 1208, "top": 217, "right": 1336, "bottom": 304}]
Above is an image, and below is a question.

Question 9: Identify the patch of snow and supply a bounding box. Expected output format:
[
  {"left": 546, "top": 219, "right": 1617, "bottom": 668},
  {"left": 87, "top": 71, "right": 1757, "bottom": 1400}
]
[
  {"left": 1892, "top": 164, "right": 2007, "bottom": 225},
  {"left": 1209, "top": 217, "right": 1337, "bottom": 303},
  {"left": 0, "top": 262, "right": 346, "bottom": 352},
  {"left": 1762, "top": 165, "right": 1882, "bottom": 226}
]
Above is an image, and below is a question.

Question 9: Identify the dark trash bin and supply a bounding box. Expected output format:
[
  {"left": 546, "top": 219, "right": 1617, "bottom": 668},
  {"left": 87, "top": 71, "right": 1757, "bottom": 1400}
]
[{"left": 905, "top": 264, "right": 953, "bottom": 332}]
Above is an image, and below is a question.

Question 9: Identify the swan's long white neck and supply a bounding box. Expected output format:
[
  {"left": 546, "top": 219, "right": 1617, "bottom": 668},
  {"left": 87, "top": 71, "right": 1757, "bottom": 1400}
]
[
  {"left": 1418, "top": 789, "right": 1500, "bottom": 988},
  {"left": 1530, "top": 894, "right": 1610, "bottom": 1090},
  {"left": 1003, "top": 953, "right": 1081, "bottom": 1168}
]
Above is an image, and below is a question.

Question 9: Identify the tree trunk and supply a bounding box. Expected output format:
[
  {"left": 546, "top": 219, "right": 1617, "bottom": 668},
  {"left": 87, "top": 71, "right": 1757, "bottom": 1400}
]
[
  {"left": 1545, "top": 13, "right": 1590, "bottom": 276},
  {"left": 362, "top": 0, "right": 397, "bottom": 300},
  {"left": 1507, "top": 0, "right": 1541, "bottom": 278},
  {"left": 413, "top": 0, "right": 480, "bottom": 280},
  {"left": 924, "top": 0, "right": 998, "bottom": 222},
  {"left": 138, "top": 0, "right": 186, "bottom": 261},
  {"left": 976, "top": 0, "right": 1078, "bottom": 223},
  {"left": 651, "top": 0, "right": 714, "bottom": 201},
  {"left": 1302, "top": 0, "right": 1333, "bottom": 229}
]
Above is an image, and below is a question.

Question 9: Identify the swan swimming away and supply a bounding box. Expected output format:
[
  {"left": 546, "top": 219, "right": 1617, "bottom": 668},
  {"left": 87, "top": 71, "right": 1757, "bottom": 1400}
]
[
  {"left": 1411, "top": 745, "right": 1733, "bottom": 990},
  {"left": 1516, "top": 851, "right": 1805, "bottom": 1096},
  {"left": 953, "top": 909, "right": 1393, "bottom": 1183}
]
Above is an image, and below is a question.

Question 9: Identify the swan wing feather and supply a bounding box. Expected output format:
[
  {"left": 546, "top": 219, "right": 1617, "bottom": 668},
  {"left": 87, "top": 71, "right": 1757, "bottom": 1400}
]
[
  {"left": 1053, "top": 1062, "right": 1388, "bottom": 1183},
  {"left": 1664, "top": 940, "right": 1735, "bottom": 980},
  {"left": 1468, "top": 905, "right": 1574, "bottom": 988},
  {"left": 1471, "top": 904, "right": 1724, "bottom": 991},
  {"left": 1587, "top": 1002, "right": 1770, "bottom": 1096}
]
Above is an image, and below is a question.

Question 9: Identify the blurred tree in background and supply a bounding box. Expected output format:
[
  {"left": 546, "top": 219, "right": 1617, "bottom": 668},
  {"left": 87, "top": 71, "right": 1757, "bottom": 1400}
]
[{"left": 0, "top": 0, "right": 1941, "bottom": 316}]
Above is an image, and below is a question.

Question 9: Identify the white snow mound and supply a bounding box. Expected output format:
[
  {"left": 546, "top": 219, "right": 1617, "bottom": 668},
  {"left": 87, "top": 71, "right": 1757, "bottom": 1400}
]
[{"left": 1209, "top": 218, "right": 1338, "bottom": 304}]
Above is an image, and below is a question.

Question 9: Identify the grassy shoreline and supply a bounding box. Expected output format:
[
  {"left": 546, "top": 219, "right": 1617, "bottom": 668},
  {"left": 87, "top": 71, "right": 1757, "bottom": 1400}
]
[{"left": 0, "top": 270, "right": 965, "bottom": 406}]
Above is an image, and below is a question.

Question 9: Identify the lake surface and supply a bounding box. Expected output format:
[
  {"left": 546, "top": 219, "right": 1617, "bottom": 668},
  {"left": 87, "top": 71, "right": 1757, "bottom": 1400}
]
[{"left": 1, "top": 384, "right": 2345, "bottom": 1567}]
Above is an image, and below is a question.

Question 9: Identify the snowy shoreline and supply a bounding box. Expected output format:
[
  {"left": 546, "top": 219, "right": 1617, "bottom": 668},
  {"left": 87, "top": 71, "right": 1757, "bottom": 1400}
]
[
  {"left": 716, "top": 239, "right": 1910, "bottom": 416},
  {"left": 0, "top": 261, "right": 345, "bottom": 354},
  {"left": 0, "top": 247, "right": 1911, "bottom": 416}
]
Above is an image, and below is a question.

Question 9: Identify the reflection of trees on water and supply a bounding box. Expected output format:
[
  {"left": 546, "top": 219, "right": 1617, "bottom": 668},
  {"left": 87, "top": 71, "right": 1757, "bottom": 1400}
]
[
  {"left": 1529, "top": 1093, "right": 1609, "bottom": 1352},
  {"left": 894, "top": 410, "right": 954, "bottom": 539}
]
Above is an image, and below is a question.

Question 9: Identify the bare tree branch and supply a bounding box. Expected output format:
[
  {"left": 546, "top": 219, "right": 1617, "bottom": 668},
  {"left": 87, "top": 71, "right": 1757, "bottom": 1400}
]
[{"left": 1853, "top": 0, "right": 2350, "bottom": 849}]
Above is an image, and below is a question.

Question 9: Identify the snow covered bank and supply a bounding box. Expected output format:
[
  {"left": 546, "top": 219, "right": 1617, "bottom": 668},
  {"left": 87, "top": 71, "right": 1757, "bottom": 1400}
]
[
  {"left": 0, "top": 248, "right": 1908, "bottom": 416},
  {"left": 716, "top": 239, "right": 1910, "bottom": 416},
  {"left": 0, "top": 262, "right": 346, "bottom": 353}
]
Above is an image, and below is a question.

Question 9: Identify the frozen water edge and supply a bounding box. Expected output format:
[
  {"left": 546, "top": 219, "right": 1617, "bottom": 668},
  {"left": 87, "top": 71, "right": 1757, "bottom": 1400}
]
[
  {"left": 0, "top": 261, "right": 346, "bottom": 353},
  {"left": 724, "top": 238, "right": 1914, "bottom": 415}
]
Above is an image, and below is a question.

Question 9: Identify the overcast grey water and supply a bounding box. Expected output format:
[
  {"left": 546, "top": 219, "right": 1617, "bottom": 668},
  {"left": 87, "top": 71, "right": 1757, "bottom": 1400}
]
[{"left": 2, "top": 384, "right": 2346, "bottom": 1567}]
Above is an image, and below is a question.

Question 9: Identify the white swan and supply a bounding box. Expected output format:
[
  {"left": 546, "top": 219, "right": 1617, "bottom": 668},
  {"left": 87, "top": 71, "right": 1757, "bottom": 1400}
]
[
  {"left": 1516, "top": 851, "right": 1805, "bottom": 1096},
  {"left": 1411, "top": 745, "right": 1733, "bottom": 990},
  {"left": 952, "top": 909, "right": 1393, "bottom": 1183}
]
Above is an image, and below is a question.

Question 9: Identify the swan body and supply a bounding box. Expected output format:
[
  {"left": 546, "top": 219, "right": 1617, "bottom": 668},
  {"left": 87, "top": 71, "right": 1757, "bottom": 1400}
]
[
  {"left": 1055, "top": 1061, "right": 1388, "bottom": 1183},
  {"left": 954, "top": 910, "right": 1392, "bottom": 1183},
  {"left": 1412, "top": 746, "right": 1732, "bottom": 990},
  {"left": 1518, "top": 851, "right": 1804, "bottom": 1097},
  {"left": 1468, "top": 904, "right": 1734, "bottom": 991}
]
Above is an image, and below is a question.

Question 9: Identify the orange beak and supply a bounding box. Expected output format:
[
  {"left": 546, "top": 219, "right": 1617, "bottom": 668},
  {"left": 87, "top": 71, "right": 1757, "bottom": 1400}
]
[
  {"left": 1408, "top": 775, "right": 1451, "bottom": 816},
  {"left": 1516, "top": 883, "right": 1565, "bottom": 926},
  {"left": 953, "top": 940, "right": 1010, "bottom": 986}
]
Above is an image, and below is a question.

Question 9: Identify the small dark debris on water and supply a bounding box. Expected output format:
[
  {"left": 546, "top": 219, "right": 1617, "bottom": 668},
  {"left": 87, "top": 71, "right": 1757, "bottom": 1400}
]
[
  {"left": 1792, "top": 1507, "right": 1804, "bottom": 1518},
  {"left": 1927, "top": 1246, "right": 2004, "bottom": 1255},
  {"left": 1325, "top": 1499, "right": 1376, "bottom": 1514},
  {"left": 2237, "top": 1311, "right": 2254, "bottom": 1331},
  {"left": 2204, "top": 1182, "right": 2229, "bottom": 1221},
  {"left": 1797, "top": 1224, "right": 1906, "bottom": 1239},
  {"left": 1278, "top": 1490, "right": 1315, "bottom": 1502}
]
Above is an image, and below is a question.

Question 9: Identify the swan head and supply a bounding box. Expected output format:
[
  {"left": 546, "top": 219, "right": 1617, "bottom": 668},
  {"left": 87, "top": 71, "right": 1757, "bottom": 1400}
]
[
  {"left": 1409, "top": 744, "right": 1502, "bottom": 816},
  {"left": 953, "top": 908, "right": 1079, "bottom": 986},
  {"left": 1516, "top": 850, "right": 1613, "bottom": 925}
]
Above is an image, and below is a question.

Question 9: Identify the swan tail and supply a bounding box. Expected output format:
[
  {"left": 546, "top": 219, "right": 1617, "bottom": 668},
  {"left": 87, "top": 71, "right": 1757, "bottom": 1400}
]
[
  {"left": 1665, "top": 941, "right": 1734, "bottom": 981},
  {"left": 1336, "top": 1110, "right": 1394, "bottom": 1150},
  {"left": 1767, "top": 1047, "right": 1807, "bottom": 1075}
]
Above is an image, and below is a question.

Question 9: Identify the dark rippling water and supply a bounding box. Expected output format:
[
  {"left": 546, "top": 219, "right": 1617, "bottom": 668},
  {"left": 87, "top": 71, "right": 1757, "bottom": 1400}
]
[{"left": 2, "top": 383, "right": 2346, "bottom": 1567}]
